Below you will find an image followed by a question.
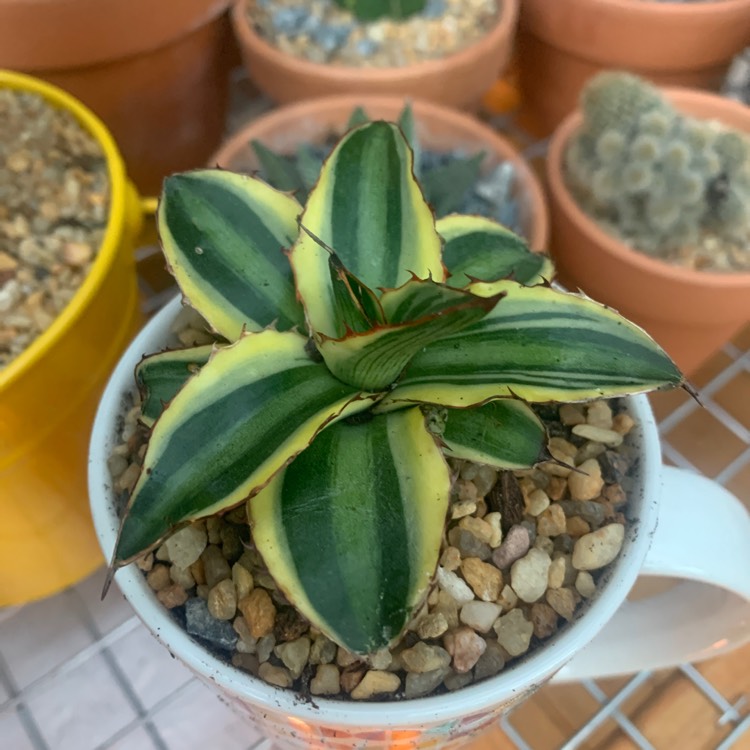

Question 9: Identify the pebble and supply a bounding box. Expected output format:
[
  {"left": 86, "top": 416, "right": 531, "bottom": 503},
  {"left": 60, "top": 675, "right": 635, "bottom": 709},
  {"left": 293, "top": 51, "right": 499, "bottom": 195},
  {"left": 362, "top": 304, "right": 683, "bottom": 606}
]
[
  {"left": 510, "top": 548, "right": 552, "bottom": 603},
  {"left": 256, "top": 634, "right": 276, "bottom": 663},
  {"left": 405, "top": 666, "right": 450, "bottom": 698},
  {"left": 572, "top": 424, "right": 624, "bottom": 448},
  {"left": 310, "top": 634, "right": 338, "bottom": 664},
  {"left": 575, "top": 571, "right": 597, "bottom": 598},
  {"left": 258, "top": 662, "right": 293, "bottom": 688},
  {"left": 559, "top": 404, "right": 586, "bottom": 426},
  {"left": 439, "top": 546, "right": 461, "bottom": 571},
  {"left": 401, "top": 642, "right": 451, "bottom": 673},
  {"left": 444, "top": 626, "right": 487, "bottom": 672},
  {"left": 351, "top": 671, "right": 401, "bottom": 700},
  {"left": 566, "top": 516, "right": 592, "bottom": 537},
  {"left": 207, "top": 579, "right": 238, "bottom": 620},
  {"left": 185, "top": 598, "right": 238, "bottom": 651},
  {"left": 434, "top": 591, "right": 460, "bottom": 629},
  {"left": 458, "top": 516, "right": 495, "bottom": 546},
  {"left": 586, "top": 401, "right": 613, "bottom": 430},
  {"left": 558, "top": 500, "right": 606, "bottom": 527},
  {"left": 448, "top": 527, "right": 492, "bottom": 560},
  {"left": 444, "top": 671, "right": 473, "bottom": 691},
  {"left": 547, "top": 556, "right": 566, "bottom": 589},
  {"left": 436, "top": 566, "right": 475, "bottom": 605},
  {"left": 417, "top": 612, "right": 449, "bottom": 639},
  {"left": 612, "top": 413, "right": 636, "bottom": 435},
  {"left": 275, "top": 636, "right": 311, "bottom": 678},
  {"left": 533, "top": 535, "right": 554, "bottom": 556},
  {"left": 484, "top": 512, "right": 503, "bottom": 547},
  {"left": 568, "top": 458, "right": 604, "bottom": 501},
  {"left": 530, "top": 602, "right": 559, "bottom": 638},
  {"left": 459, "top": 601, "right": 502, "bottom": 633},
  {"left": 497, "top": 584, "right": 518, "bottom": 611},
  {"left": 474, "top": 640, "right": 506, "bottom": 680},
  {"left": 572, "top": 524, "right": 626, "bottom": 571},
  {"left": 232, "top": 562, "right": 254, "bottom": 601},
  {"left": 156, "top": 584, "right": 189, "bottom": 610},
  {"left": 492, "top": 525, "right": 531, "bottom": 569},
  {"left": 146, "top": 564, "right": 171, "bottom": 592},
  {"left": 460, "top": 557, "right": 503, "bottom": 601},
  {"left": 494, "top": 609, "right": 534, "bottom": 657},
  {"left": 170, "top": 564, "right": 195, "bottom": 590},
  {"left": 451, "top": 500, "right": 477, "bottom": 519},
  {"left": 546, "top": 588, "right": 579, "bottom": 621},
  {"left": 525, "top": 488, "right": 551, "bottom": 516},
  {"left": 537, "top": 504, "right": 567, "bottom": 537},
  {"left": 238, "top": 588, "right": 277, "bottom": 637},
  {"left": 310, "top": 664, "right": 341, "bottom": 695},
  {"left": 200, "top": 545, "right": 232, "bottom": 587}
]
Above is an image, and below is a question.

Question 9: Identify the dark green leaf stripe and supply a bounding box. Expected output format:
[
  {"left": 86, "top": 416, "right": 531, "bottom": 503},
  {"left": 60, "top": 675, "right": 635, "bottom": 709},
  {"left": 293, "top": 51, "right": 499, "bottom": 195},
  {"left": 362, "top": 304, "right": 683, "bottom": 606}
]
[
  {"left": 135, "top": 346, "right": 213, "bottom": 427},
  {"left": 249, "top": 408, "right": 451, "bottom": 654},
  {"left": 114, "top": 331, "right": 377, "bottom": 565},
  {"left": 320, "top": 289, "right": 502, "bottom": 390},
  {"left": 437, "top": 215, "right": 553, "bottom": 287},
  {"left": 289, "top": 122, "right": 444, "bottom": 338},
  {"left": 379, "top": 280, "right": 682, "bottom": 409},
  {"left": 380, "top": 276, "right": 490, "bottom": 324},
  {"left": 327, "top": 252, "right": 385, "bottom": 334},
  {"left": 443, "top": 400, "right": 547, "bottom": 469},
  {"left": 159, "top": 170, "right": 305, "bottom": 340}
]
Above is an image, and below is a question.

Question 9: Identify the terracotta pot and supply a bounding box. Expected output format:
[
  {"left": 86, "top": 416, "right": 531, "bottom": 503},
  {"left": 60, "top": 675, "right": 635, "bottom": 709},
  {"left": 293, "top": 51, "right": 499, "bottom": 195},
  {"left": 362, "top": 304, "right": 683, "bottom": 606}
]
[
  {"left": 211, "top": 95, "right": 548, "bottom": 251},
  {"left": 516, "top": 0, "right": 750, "bottom": 135},
  {"left": 230, "top": 0, "right": 519, "bottom": 109},
  {"left": 546, "top": 88, "right": 750, "bottom": 376},
  {"left": 0, "top": 0, "right": 234, "bottom": 195}
]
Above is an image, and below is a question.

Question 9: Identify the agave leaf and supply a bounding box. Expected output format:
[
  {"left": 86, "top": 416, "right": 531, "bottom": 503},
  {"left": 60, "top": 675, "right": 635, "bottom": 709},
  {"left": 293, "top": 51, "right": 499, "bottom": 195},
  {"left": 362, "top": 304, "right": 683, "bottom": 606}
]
[
  {"left": 377, "top": 280, "right": 683, "bottom": 410},
  {"left": 346, "top": 106, "right": 370, "bottom": 129},
  {"left": 442, "top": 399, "right": 547, "bottom": 469},
  {"left": 421, "top": 152, "right": 485, "bottom": 218},
  {"left": 158, "top": 170, "right": 305, "bottom": 340},
  {"left": 113, "top": 330, "right": 380, "bottom": 565},
  {"left": 320, "top": 278, "right": 503, "bottom": 390},
  {"left": 397, "top": 103, "right": 420, "bottom": 177},
  {"left": 251, "top": 140, "right": 305, "bottom": 195},
  {"left": 289, "top": 121, "right": 445, "bottom": 339},
  {"left": 249, "top": 407, "right": 450, "bottom": 655},
  {"left": 437, "top": 215, "right": 553, "bottom": 287},
  {"left": 135, "top": 346, "right": 213, "bottom": 427}
]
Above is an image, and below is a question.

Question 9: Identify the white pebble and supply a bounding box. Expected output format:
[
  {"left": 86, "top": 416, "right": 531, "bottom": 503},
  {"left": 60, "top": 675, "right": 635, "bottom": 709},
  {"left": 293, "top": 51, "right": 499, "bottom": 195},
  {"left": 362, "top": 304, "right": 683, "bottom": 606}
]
[{"left": 572, "top": 524, "right": 625, "bottom": 571}]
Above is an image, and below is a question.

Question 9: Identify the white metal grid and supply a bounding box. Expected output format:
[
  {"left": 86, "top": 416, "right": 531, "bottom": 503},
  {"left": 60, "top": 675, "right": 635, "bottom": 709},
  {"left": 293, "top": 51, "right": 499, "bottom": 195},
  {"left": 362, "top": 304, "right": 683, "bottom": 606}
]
[{"left": 2, "top": 63, "right": 749, "bottom": 750}]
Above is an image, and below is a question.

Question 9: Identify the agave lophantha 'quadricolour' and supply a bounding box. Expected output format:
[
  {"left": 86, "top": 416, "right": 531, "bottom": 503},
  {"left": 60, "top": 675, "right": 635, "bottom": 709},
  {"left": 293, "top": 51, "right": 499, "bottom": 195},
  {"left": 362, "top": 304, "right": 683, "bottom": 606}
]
[{"left": 112, "top": 121, "right": 684, "bottom": 657}]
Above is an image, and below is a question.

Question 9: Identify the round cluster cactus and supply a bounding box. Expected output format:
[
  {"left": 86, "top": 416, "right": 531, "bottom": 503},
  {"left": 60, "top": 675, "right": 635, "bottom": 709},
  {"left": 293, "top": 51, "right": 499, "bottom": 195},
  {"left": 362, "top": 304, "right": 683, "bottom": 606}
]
[{"left": 565, "top": 72, "right": 750, "bottom": 258}]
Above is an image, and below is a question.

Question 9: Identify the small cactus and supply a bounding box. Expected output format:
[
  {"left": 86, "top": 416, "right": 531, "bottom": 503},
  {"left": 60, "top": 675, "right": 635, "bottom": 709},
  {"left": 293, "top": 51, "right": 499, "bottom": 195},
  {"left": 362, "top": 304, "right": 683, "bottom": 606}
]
[
  {"left": 333, "top": 0, "right": 427, "bottom": 21},
  {"left": 564, "top": 72, "right": 750, "bottom": 263}
]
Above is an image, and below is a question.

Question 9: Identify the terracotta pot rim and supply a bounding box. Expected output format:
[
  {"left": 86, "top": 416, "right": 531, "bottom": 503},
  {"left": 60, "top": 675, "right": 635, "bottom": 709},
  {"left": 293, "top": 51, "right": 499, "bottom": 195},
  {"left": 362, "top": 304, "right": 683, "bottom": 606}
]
[
  {"left": 231, "top": 0, "right": 517, "bottom": 81},
  {"left": 525, "top": 0, "right": 750, "bottom": 18},
  {"left": 211, "top": 94, "right": 548, "bottom": 252},
  {"left": 546, "top": 87, "right": 750, "bottom": 289}
]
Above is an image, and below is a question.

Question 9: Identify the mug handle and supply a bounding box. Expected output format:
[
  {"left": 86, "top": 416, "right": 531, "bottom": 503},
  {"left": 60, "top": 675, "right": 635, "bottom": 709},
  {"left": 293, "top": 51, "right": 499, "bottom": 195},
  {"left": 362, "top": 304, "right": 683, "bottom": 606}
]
[{"left": 552, "top": 466, "right": 750, "bottom": 683}]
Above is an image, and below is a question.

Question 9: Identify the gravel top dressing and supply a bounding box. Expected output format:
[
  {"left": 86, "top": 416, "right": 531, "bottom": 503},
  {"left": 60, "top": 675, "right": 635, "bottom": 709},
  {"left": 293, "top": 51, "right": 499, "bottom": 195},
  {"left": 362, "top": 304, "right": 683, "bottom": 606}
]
[{"left": 0, "top": 89, "right": 109, "bottom": 369}]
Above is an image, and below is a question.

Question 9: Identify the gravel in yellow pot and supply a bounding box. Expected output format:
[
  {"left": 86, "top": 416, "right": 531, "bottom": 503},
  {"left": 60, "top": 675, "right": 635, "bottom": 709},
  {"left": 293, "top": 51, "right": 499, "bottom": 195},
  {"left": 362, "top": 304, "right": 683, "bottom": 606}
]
[{"left": 0, "top": 70, "right": 146, "bottom": 606}]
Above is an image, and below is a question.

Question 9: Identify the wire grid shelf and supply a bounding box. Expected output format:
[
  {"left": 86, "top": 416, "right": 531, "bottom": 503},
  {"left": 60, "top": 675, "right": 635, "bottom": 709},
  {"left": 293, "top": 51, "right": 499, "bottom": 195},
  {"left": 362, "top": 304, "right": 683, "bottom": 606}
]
[{"left": 2, "top": 69, "right": 749, "bottom": 750}]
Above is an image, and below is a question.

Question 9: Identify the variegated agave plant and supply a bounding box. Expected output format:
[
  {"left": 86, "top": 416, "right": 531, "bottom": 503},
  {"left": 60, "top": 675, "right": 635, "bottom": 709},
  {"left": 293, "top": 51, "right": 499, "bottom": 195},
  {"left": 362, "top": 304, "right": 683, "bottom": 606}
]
[{"left": 113, "top": 121, "right": 683, "bottom": 657}]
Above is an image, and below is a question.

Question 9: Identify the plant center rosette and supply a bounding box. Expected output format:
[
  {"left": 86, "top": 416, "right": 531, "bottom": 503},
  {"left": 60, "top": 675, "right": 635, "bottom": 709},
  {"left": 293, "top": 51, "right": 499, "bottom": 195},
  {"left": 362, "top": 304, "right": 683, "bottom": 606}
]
[{"left": 107, "top": 121, "right": 685, "bottom": 700}]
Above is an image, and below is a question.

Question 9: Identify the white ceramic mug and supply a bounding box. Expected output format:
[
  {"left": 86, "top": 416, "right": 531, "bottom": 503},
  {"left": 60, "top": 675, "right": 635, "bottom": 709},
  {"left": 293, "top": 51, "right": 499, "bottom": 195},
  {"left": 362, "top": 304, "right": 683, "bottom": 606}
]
[{"left": 88, "top": 296, "right": 750, "bottom": 750}]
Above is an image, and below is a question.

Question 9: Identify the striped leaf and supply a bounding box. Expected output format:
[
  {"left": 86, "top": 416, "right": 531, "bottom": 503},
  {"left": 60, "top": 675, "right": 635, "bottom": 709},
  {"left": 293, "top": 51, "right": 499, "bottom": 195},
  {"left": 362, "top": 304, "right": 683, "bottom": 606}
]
[
  {"left": 288, "top": 122, "right": 445, "bottom": 339},
  {"left": 326, "top": 249, "right": 386, "bottom": 334},
  {"left": 378, "top": 280, "right": 683, "bottom": 410},
  {"left": 437, "top": 215, "right": 553, "bottom": 288},
  {"left": 158, "top": 170, "right": 305, "bottom": 341},
  {"left": 113, "top": 330, "right": 379, "bottom": 565},
  {"left": 319, "top": 279, "right": 503, "bottom": 390},
  {"left": 135, "top": 346, "right": 213, "bottom": 427},
  {"left": 442, "top": 400, "right": 547, "bottom": 469},
  {"left": 249, "top": 408, "right": 450, "bottom": 654}
]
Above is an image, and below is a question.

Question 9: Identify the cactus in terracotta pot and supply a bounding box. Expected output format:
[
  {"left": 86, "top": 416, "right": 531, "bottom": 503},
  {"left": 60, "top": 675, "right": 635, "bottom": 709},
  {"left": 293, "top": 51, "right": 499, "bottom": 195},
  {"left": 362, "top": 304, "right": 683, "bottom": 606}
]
[
  {"left": 564, "top": 72, "right": 750, "bottom": 265},
  {"left": 110, "top": 120, "right": 683, "bottom": 656}
]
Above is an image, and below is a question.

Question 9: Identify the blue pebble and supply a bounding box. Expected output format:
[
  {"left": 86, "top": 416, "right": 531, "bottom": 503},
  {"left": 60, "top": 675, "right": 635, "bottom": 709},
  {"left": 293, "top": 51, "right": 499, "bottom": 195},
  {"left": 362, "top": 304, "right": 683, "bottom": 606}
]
[{"left": 271, "top": 6, "right": 309, "bottom": 36}]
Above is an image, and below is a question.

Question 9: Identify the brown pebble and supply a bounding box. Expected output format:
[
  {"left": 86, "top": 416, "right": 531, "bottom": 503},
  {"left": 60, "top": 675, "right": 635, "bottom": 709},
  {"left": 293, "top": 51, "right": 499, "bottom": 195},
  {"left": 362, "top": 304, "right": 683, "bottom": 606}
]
[
  {"left": 340, "top": 666, "right": 366, "bottom": 694},
  {"left": 460, "top": 557, "right": 503, "bottom": 602},
  {"left": 156, "top": 583, "right": 188, "bottom": 609},
  {"left": 546, "top": 587, "right": 579, "bottom": 621},
  {"left": 530, "top": 602, "right": 559, "bottom": 638},
  {"left": 566, "top": 516, "right": 592, "bottom": 537},
  {"left": 146, "top": 564, "right": 171, "bottom": 592},
  {"left": 238, "top": 588, "right": 276, "bottom": 638},
  {"left": 207, "top": 579, "right": 237, "bottom": 620}
]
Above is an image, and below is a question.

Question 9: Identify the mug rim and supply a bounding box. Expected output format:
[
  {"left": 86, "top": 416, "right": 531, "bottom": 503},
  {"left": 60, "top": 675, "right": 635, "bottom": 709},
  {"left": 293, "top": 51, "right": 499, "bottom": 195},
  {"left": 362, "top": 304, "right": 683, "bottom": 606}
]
[{"left": 88, "top": 295, "right": 663, "bottom": 727}]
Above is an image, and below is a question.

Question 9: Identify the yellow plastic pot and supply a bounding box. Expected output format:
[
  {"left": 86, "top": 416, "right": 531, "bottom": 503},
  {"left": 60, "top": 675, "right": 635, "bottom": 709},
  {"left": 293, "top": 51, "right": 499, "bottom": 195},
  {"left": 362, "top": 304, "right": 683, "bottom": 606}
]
[{"left": 0, "top": 70, "right": 150, "bottom": 606}]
